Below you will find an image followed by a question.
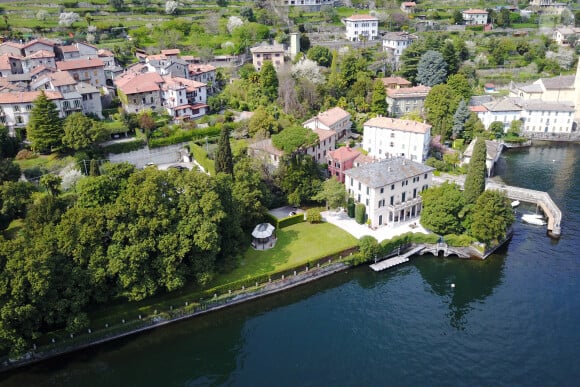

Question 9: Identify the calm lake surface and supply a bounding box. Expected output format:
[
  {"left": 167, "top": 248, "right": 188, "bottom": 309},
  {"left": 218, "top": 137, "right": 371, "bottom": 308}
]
[{"left": 2, "top": 143, "right": 580, "bottom": 387}]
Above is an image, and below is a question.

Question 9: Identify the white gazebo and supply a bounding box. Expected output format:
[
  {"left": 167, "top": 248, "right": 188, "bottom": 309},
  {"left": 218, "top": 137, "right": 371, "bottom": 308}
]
[{"left": 251, "top": 223, "right": 276, "bottom": 250}]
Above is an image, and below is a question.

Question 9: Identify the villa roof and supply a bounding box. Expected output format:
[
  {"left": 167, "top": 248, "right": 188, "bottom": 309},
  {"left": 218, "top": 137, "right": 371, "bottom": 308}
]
[
  {"left": 98, "top": 48, "right": 115, "bottom": 57},
  {"left": 60, "top": 45, "right": 80, "bottom": 53},
  {"left": 345, "top": 157, "right": 434, "bottom": 188},
  {"left": 162, "top": 75, "right": 206, "bottom": 92},
  {"left": 520, "top": 100, "right": 574, "bottom": 112},
  {"left": 0, "top": 90, "right": 62, "bottom": 104},
  {"left": 117, "top": 72, "right": 163, "bottom": 95},
  {"left": 364, "top": 117, "right": 431, "bottom": 134},
  {"left": 382, "top": 31, "right": 417, "bottom": 41},
  {"left": 161, "top": 48, "right": 181, "bottom": 56},
  {"left": 463, "top": 9, "right": 488, "bottom": 14},
  {"left": 345, "top": 14, "right": 378, "bottom": 21},
  {"left": 188, "top": 63, "right": 216, "bottom": 75},
  {"left": 327, "top": 146, "right": 362, "bottom": 162},
  {"left": 314, "top": 128, "right": 337, "bottom": 142},
  {"left": 25, "top": 50, "right": 55, "bottom": 59},
  {"left": 56, "top": 58, "right": 104, "bottom": 71},
  {"left": 0, "top": 54, "right": 12, "bottom": 70},
  {"left": 22, "top": 38, "right": 56, "bottom": 49},
  {"left": 250, "top": 44, "right": 285, "bottom": 54},
  {"left": 463, "top": 140, "right": 504, "bottom": 162},
  {"left": 386, "top": 85, "right": 431, "bottom": 98},
  {"left": 303, "top": 106, "right": 350, "bottom": 128},
  {"left": 380, "top": 76, "right": 412, "bottom": 88},
  {"left": 482, "top": 98, "right": 523, "bottom": 112}
]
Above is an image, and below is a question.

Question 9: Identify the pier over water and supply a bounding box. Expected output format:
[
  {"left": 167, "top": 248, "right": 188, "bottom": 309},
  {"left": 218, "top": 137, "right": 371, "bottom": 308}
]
[{"left": 433, "top": 175, "right": 562, "bottom": 237}]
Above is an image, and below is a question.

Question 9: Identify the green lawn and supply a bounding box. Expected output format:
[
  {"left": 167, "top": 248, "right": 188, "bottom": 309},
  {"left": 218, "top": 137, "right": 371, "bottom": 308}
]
[{"left": 215, "top": 222, "right": 358, "bottom": 285}]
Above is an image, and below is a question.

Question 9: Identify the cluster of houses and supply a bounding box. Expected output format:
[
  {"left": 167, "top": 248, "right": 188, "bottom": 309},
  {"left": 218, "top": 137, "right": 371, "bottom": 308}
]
[{"left": 0, "top": 39, "right": 217, "bottom": 135}]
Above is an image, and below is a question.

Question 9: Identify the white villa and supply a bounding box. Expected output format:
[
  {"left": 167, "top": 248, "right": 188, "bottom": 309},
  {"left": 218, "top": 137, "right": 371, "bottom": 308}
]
[
  {"left": 345, "top": 157, "right": 434, "bottom": 228},
  {"left": 462, "top": 9, "right": 488, "bottom": 25},
  {"left": 382, "top": 32, "right": 418, "bottom": 70},
  {"left": 303, "top": 106, "right": 352, "bottom": 139},
  {"left": 362, "top": 117, "right": 431, "bottom": 163},
  {"left": 344, "top": 14, "right": 379, "bottom": 42}
]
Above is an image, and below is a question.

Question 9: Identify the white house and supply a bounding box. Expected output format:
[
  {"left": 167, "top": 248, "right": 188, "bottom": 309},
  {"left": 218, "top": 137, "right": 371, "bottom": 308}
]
[
  {"left": 552, "top": 27, "right": 580, "bottom": 46},
  {"left": 344, "top": 14, "right": 379, "bottom": 42},
  {"left": 345, "top": 157, "right": 434, "bottom": 228},
  {"left": 305, "top": 129, "right": 337, "bottom": 164},
  {"left": 302, "top": 106, "right": 352, "bottom": 139},
  {"left": 462, "top": 9, "right": 488, "bottom": 25},
  {"left": 362, "top": 117, "right": 431, "bottom": 162},
  {"left": 382, "top": 32, "right": 418, "bottom": 69},
  {"left": 471, "top": 97, "right": 575, "bottom": 135}
]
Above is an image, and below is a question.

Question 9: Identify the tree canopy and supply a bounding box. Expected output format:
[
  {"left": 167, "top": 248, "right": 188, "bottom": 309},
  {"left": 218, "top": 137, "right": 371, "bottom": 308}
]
[
  {"left": 420, "top": 182, "right": 465, "bottom": 235},
  {"left": 463, "top": 138, "right": 487, "bottom": 205},
  {"left": 271, "top": 125, "right": 318, "bottom": 154},
  {"left": 62, "top": 113, "right": 106, "bottom": 150},
  {"left": 416, "top": 50, "right": 448, "bottom": 87},
  {"left": 215, "top": 125, "right": 234, "bottom": 175},
  {"left": 27, "top": 91, "right": 63, "bottom": 153},
  {"left": 470, "top": 190, "right": 514, "bottom": 243}
]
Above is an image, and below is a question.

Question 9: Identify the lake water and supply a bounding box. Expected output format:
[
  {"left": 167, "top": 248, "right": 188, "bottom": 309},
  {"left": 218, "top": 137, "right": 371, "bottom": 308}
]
[{"left": 2, "top": 143, "right": 580, "bottom": 386}]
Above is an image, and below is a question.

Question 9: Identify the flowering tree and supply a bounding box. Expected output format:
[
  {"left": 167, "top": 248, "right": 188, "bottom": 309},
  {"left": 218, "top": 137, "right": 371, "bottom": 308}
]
[
  {"left": 227, "top": 16, "right": 244, "bottom": 34},
  {"left": 292, "top": 59, "right": 324, "bottom": 84},
  {"left": 59, "top": 12, "right": 80, "bottom": 27},
  {"left": 165, "top": 1, "right": 178, "bottom": 15}
]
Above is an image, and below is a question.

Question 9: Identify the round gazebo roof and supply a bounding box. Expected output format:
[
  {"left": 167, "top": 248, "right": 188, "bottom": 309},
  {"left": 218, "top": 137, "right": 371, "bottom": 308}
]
[{"left": 252, "top": 223, "right": 275, "bottom": 239}]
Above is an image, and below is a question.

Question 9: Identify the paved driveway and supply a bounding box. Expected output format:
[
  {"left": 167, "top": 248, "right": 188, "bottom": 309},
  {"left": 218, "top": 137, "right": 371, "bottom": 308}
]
[{"left": 321, "top": 210, "right": 430, "bottom": 243}]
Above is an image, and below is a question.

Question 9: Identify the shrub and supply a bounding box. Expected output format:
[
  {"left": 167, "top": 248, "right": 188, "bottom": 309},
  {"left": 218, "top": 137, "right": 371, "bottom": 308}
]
[
  {"left": 277, "top": 213, "right": 304, "bottom": 228},
  {"left": 101, "top": 139, "right": 146, "bottom": 154},
  {"left": 190, "top": 143, "right": 216, "bottom": 175},
  {"left": 444, "top": 234, "right": 476, "bottom": 247},
  {"left": 306, "top": 208, "right": 322, "bottom": 223},
  {"left": 355, "top": 203, "right": 366, "bottom": 224},
  {"left": 347, "top": 197, "right": 355, "bottom": 218},
  {"left": 15, "top": 149, "right": 36, "bottom": 160},
  {"left": 23, "top": 166, "right": 46, "bottom": 180}
]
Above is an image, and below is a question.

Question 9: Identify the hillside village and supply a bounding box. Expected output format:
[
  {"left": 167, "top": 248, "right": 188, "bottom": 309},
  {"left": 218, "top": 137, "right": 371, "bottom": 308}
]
[{"left": 0, "top": 0, "right": 578, "bottom": 360}]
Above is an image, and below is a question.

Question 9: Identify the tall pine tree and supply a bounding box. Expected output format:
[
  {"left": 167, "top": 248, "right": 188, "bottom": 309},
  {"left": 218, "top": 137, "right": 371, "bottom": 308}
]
[
  {"left": 215, "top": 125, "right": 234, "bottom": 176},
  {"left": 371, "top": 79, "right": 388, "bottom": 115},
  {"left": 451, "top": 100, "right": 470, "bottom": 139},
  {"left": 463, "top": 137, "right": 487, "bottom": 205},
  {"left": 27, "top": 91, "right": 63, "bottom": 153}
]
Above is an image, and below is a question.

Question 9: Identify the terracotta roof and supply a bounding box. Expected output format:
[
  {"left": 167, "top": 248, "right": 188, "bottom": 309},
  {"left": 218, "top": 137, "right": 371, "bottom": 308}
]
[
  {"left": 60, "top": 45, "right": 80, "bottom": 53},
  {"left": 117, "top": 72, "right": 163, "bottom": 95},
  {"left": 30, "top": 65, "right": 55, "bottom": 76},
  {"left": 345, "top": 14, "right": 378, "bottom": 21},
  {"left": 0, "top": 41, "right": 23, "bottom": 49},
  {"left": 304, "top": 106, "right": 350, "bottom": 128},
  {"left": 188, "top": 64, "right": 216, "bottom": 75},
  {"left": 162, "top": 75, "right": 205, "bottom": 92},
  {"left": 386, "top": 85, "right": 431, "bottom": 98},
  {"left": 314, "top": 128, "right": 337, "bottom": 142},
  {"left": 364, "top": 117, "right": 431, "bottom": 134},
  {"left": 0, "top": 90, "right": 62, "bottom": 104},
  {"left": 56, "top": 58, "right": 104, "bottom": 71},
  {"left": 161, "top": 49, "right": 181, "bottom": 56},
  {"left": 22, "top": 38, "right": 56, "bottom": 49},
  {"left": 49, "top": 71, "right": 77, "bottom": 86},
  {"left": 98, "top": 49, "right": 114, "bottom": 57},
  {"left": 463, "top": 9, "right": 488, "bottom": 14},
  {"left": 469, "top": 105, "right": 487, "bottom": 113},
  {"left": 0, "top": 54, "right": 11, "bottom": 70},
  {"left": 114, "top": 63, "right": 149, "bottom": 87},
  {"left": 402, "top": 2, "right": 416, "bottom": 6},
  {"left": 345, "top": 157, "right": 434, "bottom": 188},
  {"left": 380, "top": 76, "right": 412, "bottom": 88},
  {"left": 25, "top": 50, "right": 55, "bottom": 59},
  {"left": 328, "top": 146, "right": 362, "bottom": 163}
]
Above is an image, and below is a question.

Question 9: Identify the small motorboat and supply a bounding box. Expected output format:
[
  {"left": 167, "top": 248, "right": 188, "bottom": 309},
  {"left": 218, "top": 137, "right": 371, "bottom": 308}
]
[
  {"left": 511, "top": 200, "right": 520, "bottom": 208},
  {"left": 522, "top": 214, "right": 546, "bottom": 226}
]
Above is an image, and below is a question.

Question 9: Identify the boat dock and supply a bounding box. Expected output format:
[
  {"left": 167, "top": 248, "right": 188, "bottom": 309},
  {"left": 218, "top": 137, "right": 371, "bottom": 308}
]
[
  {"left": 433, "top": 175, "right": 562, "bottom": 237},
  {"left": 370, "top": 246, "right": 425, "bottom": 272}
]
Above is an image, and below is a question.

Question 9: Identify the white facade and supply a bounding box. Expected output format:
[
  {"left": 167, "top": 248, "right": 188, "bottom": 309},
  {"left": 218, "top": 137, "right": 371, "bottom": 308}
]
[
  {"left": 305, "top": 129, "right": 337, "bottom": 164},
  {"left": 344, "top": 15, "right": 379, "bottom": 42},
  {"left": 462, "top": 9, "right": 488, "bottom": 25},
  {"left": 303, "top": 107, "right": 352, "bottom": 139},
  {"left": 362, "top": 117, "right": 431, "bottom": 163},
  {"left": 382, "top": 32, "right": 417, "bottom": 69},
  {"left": 345, "top": 158, "right": 434, "bottom": 228},
  {"left": 250, "top": 45, "right": 286, "bottom": 71}
]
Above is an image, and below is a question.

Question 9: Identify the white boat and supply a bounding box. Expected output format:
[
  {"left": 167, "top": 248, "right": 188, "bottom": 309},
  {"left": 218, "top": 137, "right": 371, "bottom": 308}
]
[
  {"left": 522, "top": 214, "right": 546, "bottom": 226},
  {"left": 511, "top": 200, "right": 520, "bottom": 208}
]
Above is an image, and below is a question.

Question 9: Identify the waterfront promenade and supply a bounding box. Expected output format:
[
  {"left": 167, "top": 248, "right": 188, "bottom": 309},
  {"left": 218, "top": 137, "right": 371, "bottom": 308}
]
[{"left": 433, "top": 174, "right": 562, "bottom": 237}]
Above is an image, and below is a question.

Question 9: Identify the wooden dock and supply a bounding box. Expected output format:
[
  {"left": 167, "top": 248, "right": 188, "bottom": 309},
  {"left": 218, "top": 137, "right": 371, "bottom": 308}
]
[
  {"left": 433, "top": 175, "right": 562, "bottom": 237},
  {"left": 369, "top": 246, "right": 425, "bottom": 272}
]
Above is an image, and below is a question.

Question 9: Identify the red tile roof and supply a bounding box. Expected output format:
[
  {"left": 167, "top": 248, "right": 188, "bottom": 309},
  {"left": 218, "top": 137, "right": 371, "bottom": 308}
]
[
  {"left": 162, "top": 75, "right": 205, "bottom": 92},
  {"left": 469, "top": 105, "right": 487, "bottom": 112},
  {"left": 22, "top": 38, "right": 55, "bottom": 49},
  {"left": 328, "top": 146, "right": 362, "bottom": 162},
  {"left": 380, "top": 76, "right": 412, "bottom": 88},
  {"left": 60, "top": 45, "right": 80, "bottom": 53},
  {"left": 304, "top": 106, "right": 351, "bottom": 128},
  {"left": 463, "top": 9, "right": 488, "bottom": 14},
  {"left": 161, "top": 49, "right": 181, "bottom": 56},
  {"left": 56, "top": 58, "right": 104, "bottom": 71},
  {"left": 26, "top": 50, "right": 55, "bottom": 59},
  {"left": 30, "top": 65, "right": 55, "bottom": 76},
  {"left": 117, "top": 72, "right": 163, "bottom": 95},
  {"left": 0, "top": 90, "right": 62, "bottom": 104},
  {"left": 386, "top": 85, "right": 431, "bottom": 98},
  {"left": 345, "top": 14, "right": 378, "bottom": 21},
  {"left": 314, "top": 128, "right": 337, "bottom": 142},
  {"left": 0, "top": 54, "right": 12, "bottom": 70},
  {"left": 364, "top": 117, "right": 431, "bottom": 134},
  {"left": 188, "top": 64, "right": 216, "bottom": 75},
  {"left": 49, "top": 71, "right": 77, "bottom": 86}
]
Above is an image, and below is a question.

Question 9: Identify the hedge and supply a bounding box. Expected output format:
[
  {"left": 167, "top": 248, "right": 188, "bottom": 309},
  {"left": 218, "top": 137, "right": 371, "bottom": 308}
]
[
  {"left": 355, "top": 203, "right": 366, "bottom": 224},
  {"left": 102, "top": 139, "right": 146, "bottom": 154},
  {"left": 444, "top": 234, "right": 476, "bottom": 247},
  {"left": 263, "top": 212, "right": 305, "bottom": 229},
  {"left": 190, "top": 143, "right": 216, "bottom": 175}
]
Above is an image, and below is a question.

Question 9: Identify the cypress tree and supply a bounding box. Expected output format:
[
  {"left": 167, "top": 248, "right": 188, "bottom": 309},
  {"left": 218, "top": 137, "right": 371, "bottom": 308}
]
[
  {"left": 463, "top": 137, "right": 487, "bottom": 205},
  {"left": 259, "top": 61, "right": 279, "bottom": 102},
  {"left": 215, "top": 125, "right": 234, "bottom": 176},
  {"left": 371, "top": 79, "right": 388, "bottom": 116},
  {"left": 27, "top": 91, "right": 63, "bottom": 153}
]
